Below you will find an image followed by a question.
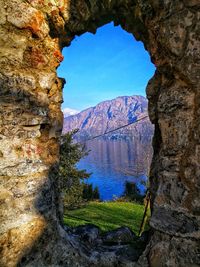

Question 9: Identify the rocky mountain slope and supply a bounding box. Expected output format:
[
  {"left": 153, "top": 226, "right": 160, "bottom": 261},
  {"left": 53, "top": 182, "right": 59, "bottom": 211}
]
[{"left": 63, "top": 95, "right": 154, "bottom": 142}]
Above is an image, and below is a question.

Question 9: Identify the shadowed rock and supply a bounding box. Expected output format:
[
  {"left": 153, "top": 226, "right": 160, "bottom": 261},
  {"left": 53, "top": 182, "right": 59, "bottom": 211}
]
[{"left": 102, "top": 226, "right": 137, "bottom": 244}]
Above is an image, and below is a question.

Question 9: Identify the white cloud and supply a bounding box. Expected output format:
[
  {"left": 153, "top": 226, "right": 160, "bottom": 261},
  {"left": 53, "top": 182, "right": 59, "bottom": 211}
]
[{"left": 62, "top": 107, "right": 79, "bottom": 118}]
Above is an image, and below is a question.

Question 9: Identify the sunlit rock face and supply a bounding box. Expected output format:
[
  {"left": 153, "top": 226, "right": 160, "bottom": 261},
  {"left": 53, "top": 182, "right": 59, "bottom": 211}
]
[
  {"left": 0, "top": 0, "right": 199, "bottom": 266},
  {"left": 63, "top": 95, "right": 154, "bottom": 142}
]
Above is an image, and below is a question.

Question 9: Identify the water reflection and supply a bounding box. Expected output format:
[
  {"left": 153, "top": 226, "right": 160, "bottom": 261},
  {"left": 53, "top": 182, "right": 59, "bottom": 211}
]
[{"left": 77, "top": 138, "right": 153, "bottom": 201}]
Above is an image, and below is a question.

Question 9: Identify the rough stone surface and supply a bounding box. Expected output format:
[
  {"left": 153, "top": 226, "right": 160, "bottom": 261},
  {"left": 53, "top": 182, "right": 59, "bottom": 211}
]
[
  {"left": 63, "top": 225, "right": 145, "bottom": 266},
  {"left": 70, "top": 224, "right": 100, "bottom": 244},
  {"left": 102, "top": 226, "right": 136, "bottom": 244},
  {"left": 0, "top": 0, "right": 200, "bottom": 266}
]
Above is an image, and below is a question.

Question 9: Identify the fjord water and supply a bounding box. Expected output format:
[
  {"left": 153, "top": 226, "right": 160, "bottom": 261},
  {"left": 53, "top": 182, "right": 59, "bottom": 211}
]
[{"left": 77, "top": 138, "right": 153, "bottom": 201}]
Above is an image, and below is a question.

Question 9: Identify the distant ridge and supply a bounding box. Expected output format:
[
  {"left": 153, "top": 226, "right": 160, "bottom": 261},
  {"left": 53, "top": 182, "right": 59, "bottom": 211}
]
[
  {"left": 63, "top": 95, "right": 154, "bottom": 142},
  {"left": 62, "top": 107, "right": 79, "bottom": 118}
]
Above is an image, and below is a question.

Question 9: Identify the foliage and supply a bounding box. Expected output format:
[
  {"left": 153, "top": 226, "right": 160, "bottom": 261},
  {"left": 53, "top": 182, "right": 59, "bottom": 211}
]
[
  {"left": 82, "top": 183, "right": 100, "bottom": 201},
  {"left": 124, "top": 181, "right": 145, "bottom": 204},
  {"left": 64, "top": 201, "right": 150, "bottom": 233},
  {"left": 59, "top": 130, "right": 90, "bottom": 209}
]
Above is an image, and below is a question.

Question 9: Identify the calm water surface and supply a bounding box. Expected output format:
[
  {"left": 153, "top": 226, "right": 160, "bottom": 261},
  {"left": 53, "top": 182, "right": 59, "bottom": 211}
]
[{"left": 77, "top": 139, "right": 152, "bottom": 201}]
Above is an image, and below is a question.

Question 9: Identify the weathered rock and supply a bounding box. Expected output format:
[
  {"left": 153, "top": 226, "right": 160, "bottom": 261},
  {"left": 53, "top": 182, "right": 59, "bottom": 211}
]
[
  {"left": 139, "top": 230, "right": 149, "bottom": 243},
  {"left": 0, "top": 0, "right": 199, "bottom": 266},
  {"left": 72, "top": 224, "right": 100, "bottom": 244},
  {"left": 63, "top": 225, "right": 144, "bottom": 266},
  {"left": 102, "top": 226, "right": 137, "bottom": 244}
]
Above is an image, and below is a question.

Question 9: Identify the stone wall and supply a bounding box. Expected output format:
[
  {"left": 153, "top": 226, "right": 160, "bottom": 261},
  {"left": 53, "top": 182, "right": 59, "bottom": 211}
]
[{"left": 0, "top": 0, "right": 199, "bottom": 266}]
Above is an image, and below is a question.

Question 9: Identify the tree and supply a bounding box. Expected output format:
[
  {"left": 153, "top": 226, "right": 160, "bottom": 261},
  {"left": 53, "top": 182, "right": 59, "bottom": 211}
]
[
  {"left": 124, "top": 181, "right": 144, "bottom": 203},
  {"left": 82, "top": 184, "right": 100, "bottom": 201},
  {"left": 93, "top": 186, "right": 100, "bottom": 200},
  {"left": 58, "top": 130, "right": 90, "bottom": 209}
]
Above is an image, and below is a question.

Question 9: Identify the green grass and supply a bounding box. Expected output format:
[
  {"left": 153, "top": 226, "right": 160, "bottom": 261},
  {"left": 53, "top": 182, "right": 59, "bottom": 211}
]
[{"left": 64, "top": 201, "right": 149, "bottom": 234}]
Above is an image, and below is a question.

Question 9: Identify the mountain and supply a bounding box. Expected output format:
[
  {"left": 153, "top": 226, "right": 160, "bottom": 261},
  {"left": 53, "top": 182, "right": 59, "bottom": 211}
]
[
  {"left": 63, "top": 95, "right": 154, "bottom": 142},
  {"left": 62, "top": 107, "right": 79, "bottom": 118}
]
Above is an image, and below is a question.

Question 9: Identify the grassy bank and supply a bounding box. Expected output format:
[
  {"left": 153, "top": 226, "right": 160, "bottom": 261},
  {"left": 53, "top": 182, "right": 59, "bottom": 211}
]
[{"left": 64, "top": 201, "right": 149, "bottom": 234}]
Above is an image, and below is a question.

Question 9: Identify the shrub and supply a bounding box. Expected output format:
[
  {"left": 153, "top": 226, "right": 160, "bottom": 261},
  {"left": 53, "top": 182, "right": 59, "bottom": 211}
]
[
  {"left": 124, "top": 181, "right": 144, "bottom": 203},
  {"left": 83, "top": 183, "right": 100, "bottom": 201}
]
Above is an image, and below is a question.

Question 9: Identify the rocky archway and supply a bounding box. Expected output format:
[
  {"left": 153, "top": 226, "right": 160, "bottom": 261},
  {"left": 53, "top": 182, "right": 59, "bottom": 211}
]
[{"left": 0, "top": 1, "right": 199, "bottom": 266}]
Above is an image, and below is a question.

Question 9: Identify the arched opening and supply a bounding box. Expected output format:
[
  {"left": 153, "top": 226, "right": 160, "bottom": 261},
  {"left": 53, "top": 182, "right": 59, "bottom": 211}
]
[{"left": 58, "top": 22, "right": 155, "bottom": 238}]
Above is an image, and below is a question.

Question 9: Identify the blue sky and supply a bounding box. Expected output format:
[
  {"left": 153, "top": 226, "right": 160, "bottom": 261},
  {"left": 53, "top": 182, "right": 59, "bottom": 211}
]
[{"left": 58, "top": 22, "right": 155, "bottom": 112}]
